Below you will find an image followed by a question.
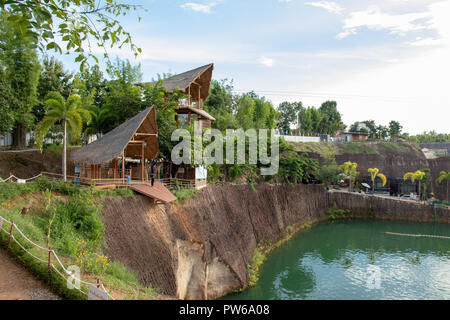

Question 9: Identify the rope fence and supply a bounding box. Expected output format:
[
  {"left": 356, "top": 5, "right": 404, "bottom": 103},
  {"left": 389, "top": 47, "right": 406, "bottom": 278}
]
[
  {"left": 0, "top": 215, "right": 115, "bottom": 300},
  {"left": 0, "top": 174, "right": 43, "bottom": 183}
]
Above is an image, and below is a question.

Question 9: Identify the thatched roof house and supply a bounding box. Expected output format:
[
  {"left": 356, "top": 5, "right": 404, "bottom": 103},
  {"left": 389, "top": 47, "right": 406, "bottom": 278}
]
[
  {"left": 140, "top": 64, "right": 216, "bottom": 123},
  {"left": 142, "top": 63, "right": 214, "bottom": 101},
  {"left": 71, "top": 107, "right": 158, "bottom": 165}
]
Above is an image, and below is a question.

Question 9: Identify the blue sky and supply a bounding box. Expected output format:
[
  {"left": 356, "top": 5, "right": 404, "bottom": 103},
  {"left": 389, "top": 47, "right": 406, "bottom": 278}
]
[{"left": 55, "top": 0, "right": 450, "bottom": 134}]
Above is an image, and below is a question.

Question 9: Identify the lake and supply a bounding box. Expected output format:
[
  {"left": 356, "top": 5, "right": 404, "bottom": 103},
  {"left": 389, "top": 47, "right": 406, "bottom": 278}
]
[{"left": 225, "top": 220, "right": 450, "bottom": 300}]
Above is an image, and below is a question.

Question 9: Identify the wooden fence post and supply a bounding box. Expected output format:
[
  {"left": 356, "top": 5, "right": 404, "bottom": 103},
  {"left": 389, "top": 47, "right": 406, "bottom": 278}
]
[
  {"left": 48, "top": 245, "right": 52, "bottom": 274},
  {"left": 48, "top": 233, "right": 52, "bottom": 279},
  {"left": 8, "top": 220, "right": 14, "bottom": 249}
]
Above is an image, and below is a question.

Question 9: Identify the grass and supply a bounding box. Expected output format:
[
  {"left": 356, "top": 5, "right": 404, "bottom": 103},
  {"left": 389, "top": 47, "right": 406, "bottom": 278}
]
[
  {"left": 289, "top": 141, "right": 412, "bottom": 157},
  {"left": 289, "top": 142, "right": 338, "bottom": 159},
  {"left": 378, "top": 141, "right": 409, "bottom": 153},
  {"left": 0, "top": 177, "right": 157, "bottom": 300},
  {"left": 172, "top": 187, "right": 199, "bottom": 203},
  {"left": 337, "top": 142, "right": 378, "bottom": 154}
]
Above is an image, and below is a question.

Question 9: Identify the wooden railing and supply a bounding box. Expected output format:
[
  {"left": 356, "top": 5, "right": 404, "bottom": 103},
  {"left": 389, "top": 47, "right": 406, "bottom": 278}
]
[{"left": 41, "top": 172, "right": 207, "bottom": 190}]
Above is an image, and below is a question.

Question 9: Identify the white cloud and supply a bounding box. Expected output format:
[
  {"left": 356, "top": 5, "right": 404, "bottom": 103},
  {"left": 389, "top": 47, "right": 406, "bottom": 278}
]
[
  {"left": 259, "top": 56, "right": 276, "bottom": 67},
  {"left": 180, "top": 2, "right": 217, "bottom": 14},
  {"left": 335, "top": 28, "right": 357, "bottom": 39},
  {"left": 406, "top": 37, "right": 444, "bottom": 46},
  {"left": 304, "top": 1, "right": 344, "bottom": 14},
  {"left": 337, "top": 5, "right": 432, "bottom": 38}
]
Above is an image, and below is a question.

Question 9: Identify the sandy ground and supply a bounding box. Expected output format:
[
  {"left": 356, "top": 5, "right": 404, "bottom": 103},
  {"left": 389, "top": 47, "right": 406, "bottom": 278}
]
[{"left": 0, "top": 249, "right": 60, "bottom": 300}]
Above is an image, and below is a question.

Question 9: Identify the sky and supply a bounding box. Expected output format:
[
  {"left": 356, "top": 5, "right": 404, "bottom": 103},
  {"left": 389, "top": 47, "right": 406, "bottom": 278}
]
[{"left": 55, "top": 0, "right": 450, "bottom": 134}]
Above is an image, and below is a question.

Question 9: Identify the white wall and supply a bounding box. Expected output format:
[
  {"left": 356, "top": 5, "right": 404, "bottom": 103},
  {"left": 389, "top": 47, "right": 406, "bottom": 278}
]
[{"left": 276, "top": 135, "right": 321, "bottom": 143}]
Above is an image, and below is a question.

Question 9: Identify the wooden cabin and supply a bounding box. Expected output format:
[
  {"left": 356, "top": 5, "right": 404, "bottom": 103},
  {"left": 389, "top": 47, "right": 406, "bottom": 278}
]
[
  {"left": 144, "top": 63, "right": 216, "bottom": 129},
  {"left": 69, "top": 107, "right": 176, "bottom": 203},
  {"left": 142, "top": 64, "right": 216, "bottom": 189},
  {"left": 70, "top": 107, "right": 159, "bottom": 184}
]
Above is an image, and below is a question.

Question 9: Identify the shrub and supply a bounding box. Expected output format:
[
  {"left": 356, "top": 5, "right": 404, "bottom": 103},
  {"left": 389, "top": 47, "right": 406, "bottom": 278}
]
[
  {"left": 75, "top": 240, "right": 111, "bottom": 275},
  {"left": 35, "top": 176, "right": 80, "bottom": 196},
  {"left": 173, "top": 188, "right": 198, "bottom": 202},
  {"left": 327, "top": 202, "right": 350, "bottom": 220},
  {"left": 247, "top": 247, "right": 266, "bottom": 287}
]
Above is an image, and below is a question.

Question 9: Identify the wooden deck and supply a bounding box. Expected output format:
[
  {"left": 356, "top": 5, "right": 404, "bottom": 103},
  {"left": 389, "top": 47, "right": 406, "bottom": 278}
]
[
  {"left": 130, "top": 182, "right": 177, "bottom": 204},
  {"left": 41, "top": 172, "right": 185, "bottom": 203},
  {"left": 42, "top": 171, "right": 207, "bottom": 190}
]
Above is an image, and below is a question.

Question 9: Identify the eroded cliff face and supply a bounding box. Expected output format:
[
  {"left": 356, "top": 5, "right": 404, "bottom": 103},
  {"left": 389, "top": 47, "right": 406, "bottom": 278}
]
[
  {"left": 102, "top": 184, "right": 449, "bottom": 300},
  {"left": 102, "top": 184, "right": 329, "bottom": 299}
]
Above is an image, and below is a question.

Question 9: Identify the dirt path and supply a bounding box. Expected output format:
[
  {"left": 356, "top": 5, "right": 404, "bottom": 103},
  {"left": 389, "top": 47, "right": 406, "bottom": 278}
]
[{"left": 0, "top": 249, "right": 60, "bottom": 300}]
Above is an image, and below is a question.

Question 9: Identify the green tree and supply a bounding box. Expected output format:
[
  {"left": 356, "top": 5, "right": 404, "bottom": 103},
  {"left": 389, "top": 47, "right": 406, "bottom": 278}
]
[
  {"left": 35, "top": 92, "right": 91, "bottom": 181},
  {"left": 142, "top": 81, "right": 185, "bottom": 160},
  {"left": 0, "top": 12, "right": 41, "bottom": 148},
  {"left": 279, "top": 152, "right": 318, "bottom": 185},
  {"left": 317, "top": 164, "right": 341, "bottom": 188},
  {"left": 310, "top": 107, "right": 323, "bottom": 135},
  {"left": 436, "top": 171, "right": 450, "bottom": 202},
  {"left": 251, "top": 94, "right": 277, "bottom": 129},
  {"left": 102, "top": 59, "right": 143, "bottom": 131},
  {"left": 376, "top": 125, "right": 389, "bottom": 140},
  {"left": 35, "top": 56, "right": 73, "bottom": 123},
  {"left": 204, "top": 79, "right": 238, "bottom": 131},
  {"left": 404, "top": 131, "right": 450, "bottom": 143},
  {"left": 362, "top": 120, "right": 377, "bottom": 139},
  {"left": 389, "top": 120, "right": 403, "bottom": 140},
  {"left": 78, "top": 64, "right": 106, "bottom": 109},
  {"left": 0, "top": 69, "right": 15, "bottom": 134},
  {"left": 277, "top": 101, "right": 303, "bottom": 134},
  {"left": 1, "top": 0, "right": 144, "bottom": 69},
  {"left": 298, "top": 106, "right": 313, "bottom": 136},
  {"left": 83, "top": 104, "right": 116, "bottom": 140},
  {"left": 235, "top": 95, "right": 256, "bottom": 130},
  {"left": 318, "top": 101, "right": 345, "bottom": 136}
]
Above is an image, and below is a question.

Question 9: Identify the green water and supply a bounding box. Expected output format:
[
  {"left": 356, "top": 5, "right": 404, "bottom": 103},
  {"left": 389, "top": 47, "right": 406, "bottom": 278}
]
[{"left": 225, "top": 220, "right": 450, "bottom": 300}]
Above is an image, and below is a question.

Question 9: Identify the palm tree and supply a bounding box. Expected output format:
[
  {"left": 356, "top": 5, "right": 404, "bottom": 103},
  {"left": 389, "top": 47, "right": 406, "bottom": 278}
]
[
  {"left": 84, "top": 104, "right": 117, "bottom": 140},
  {"left": 403, "top": 170, "right": 426, "bottom": 201},
  {"left": 35, "top": 92, "right": 91, "bottom": 181},
  {"left": 436, "top": 171, "right": 450, "bottom": 203},
  {"left": 339, "top": 161, "right": 358, "bottom": 192},
  {"left": 368, "top": 168, "right": 387, "bottom": 193}
]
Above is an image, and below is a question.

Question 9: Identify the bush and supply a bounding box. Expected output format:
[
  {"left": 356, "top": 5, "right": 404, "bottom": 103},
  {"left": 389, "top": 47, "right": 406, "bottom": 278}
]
[
  {"left": 247, "top": 247, "right": 266, "bottom": 287},
  {"left": 279, "top": 152, "right": 318, "bottom": 185},
  {"left": 317, "top": 164, "right": 341, "bottom": 187},
  {"left": 173, "top": 188, "right": 198, "bottom": 202},
  {"left": 0, "top": 182, "right": 39, "bottom": 203},
  {"left": 36, "top": 176, "right": 80, "bottom": 196},
  {"left": 51, "top": 193, "right": 104, "bottom": 252},
  {"left": 327, "top": 202, "right": 350, "bottom": 220},
  {"left": 339, "top": 142, "right": 378, "bottom": 154}
]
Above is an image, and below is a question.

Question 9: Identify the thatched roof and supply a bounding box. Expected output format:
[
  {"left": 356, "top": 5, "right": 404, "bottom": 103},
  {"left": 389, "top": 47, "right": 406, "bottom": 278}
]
[
  {"left": 141, "top": 64, "right": 214, "bottom": 101},
  {"left": 70, "top": 107, "right": 159, "bottom": 165}
]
